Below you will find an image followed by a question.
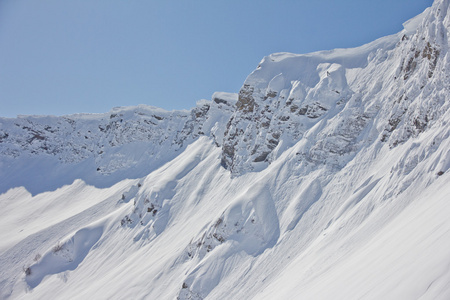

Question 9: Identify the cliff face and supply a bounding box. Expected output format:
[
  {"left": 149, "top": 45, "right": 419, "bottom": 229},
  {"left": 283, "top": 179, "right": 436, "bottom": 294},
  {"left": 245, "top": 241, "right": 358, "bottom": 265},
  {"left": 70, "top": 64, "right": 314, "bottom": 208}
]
[
  {"left": 221, "top": 0, "right": 450, "bottom": 175},
  {"left": 0, "top": 95, "right": 236, "bottom": 172}
]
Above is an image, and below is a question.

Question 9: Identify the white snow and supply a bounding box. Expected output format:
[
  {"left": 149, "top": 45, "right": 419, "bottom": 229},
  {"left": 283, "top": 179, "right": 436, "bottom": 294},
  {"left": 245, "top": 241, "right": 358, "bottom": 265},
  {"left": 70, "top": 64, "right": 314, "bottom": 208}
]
[
  {"left": 1, "top": 1, "right": 449, "bottom": 299},
  {"left": 403, "top": 7, "right": 430, "bottom": 36}
]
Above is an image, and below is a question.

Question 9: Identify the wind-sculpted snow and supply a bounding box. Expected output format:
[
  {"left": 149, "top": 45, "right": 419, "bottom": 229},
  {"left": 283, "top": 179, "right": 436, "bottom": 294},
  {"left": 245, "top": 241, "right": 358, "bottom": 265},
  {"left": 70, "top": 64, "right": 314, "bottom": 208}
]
[
  {"left": 184, "top": 181, "right": 280, "bottom": 260},
  {"left": 25, "top": 224, "right": 103, "bottom": 289},
  {"left": 179, "top": 181, "right": 280, "bottom": 299},
  {"left": 120, "top": 143, "right": 204, "bottom": 241},
  {"left": 283, "top": 179, "right": 322, "bottom": 232},
  {"left": 1, "top": 1, "right": 450, "bottom": 299}
]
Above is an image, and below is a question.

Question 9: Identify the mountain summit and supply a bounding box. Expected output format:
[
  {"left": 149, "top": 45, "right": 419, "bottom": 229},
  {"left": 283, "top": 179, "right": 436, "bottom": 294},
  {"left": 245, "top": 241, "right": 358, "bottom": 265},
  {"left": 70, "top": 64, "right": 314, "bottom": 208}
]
[{"left": 1, "top": 1, "right": 450, "bottom": 299}]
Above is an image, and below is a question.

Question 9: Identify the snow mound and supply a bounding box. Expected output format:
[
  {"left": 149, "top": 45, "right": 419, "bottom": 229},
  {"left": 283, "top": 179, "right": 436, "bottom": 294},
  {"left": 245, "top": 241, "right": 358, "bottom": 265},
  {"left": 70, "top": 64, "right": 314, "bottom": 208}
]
[{"left": 25, "top": 224, "right": 103, "bottom": 289}]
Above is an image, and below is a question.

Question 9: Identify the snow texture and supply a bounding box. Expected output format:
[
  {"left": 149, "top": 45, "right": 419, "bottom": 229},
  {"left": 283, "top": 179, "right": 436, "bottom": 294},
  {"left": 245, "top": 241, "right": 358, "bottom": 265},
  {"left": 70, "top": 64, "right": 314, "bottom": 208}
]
[{"left": 1, "top": 1, "right": 450, "bottom": 299}]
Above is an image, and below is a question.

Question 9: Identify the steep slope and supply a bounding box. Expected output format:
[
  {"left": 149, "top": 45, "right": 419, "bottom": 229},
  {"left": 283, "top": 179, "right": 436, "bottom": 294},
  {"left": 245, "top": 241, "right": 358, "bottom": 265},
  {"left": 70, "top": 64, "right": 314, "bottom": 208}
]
[{"left": 1, "top": 0, "right": 450, "bottom": 299}]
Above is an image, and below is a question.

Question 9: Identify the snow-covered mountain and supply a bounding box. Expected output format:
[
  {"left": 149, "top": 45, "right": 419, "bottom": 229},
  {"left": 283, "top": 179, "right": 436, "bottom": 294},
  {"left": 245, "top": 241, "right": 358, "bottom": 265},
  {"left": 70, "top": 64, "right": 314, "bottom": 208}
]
[
  {"left": 0, "top": 92, "right": 237, "bottom": 195},
  {"left": 1, "top": 0, "right": 450, "bottom": 299}
]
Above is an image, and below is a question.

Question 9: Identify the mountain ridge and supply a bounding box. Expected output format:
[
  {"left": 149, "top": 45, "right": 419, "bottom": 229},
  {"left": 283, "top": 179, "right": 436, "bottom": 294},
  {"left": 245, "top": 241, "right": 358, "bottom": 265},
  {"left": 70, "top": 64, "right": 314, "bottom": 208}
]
[{"left": 1, "top": 0, "right": 450, "bottom": 299}]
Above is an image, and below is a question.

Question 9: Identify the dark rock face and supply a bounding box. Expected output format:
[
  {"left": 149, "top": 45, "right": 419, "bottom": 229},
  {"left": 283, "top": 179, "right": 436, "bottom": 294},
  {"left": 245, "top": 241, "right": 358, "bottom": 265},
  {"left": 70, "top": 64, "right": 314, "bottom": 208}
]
[{"left": 236, "top": 84, "right": 255, "bottom": 113}]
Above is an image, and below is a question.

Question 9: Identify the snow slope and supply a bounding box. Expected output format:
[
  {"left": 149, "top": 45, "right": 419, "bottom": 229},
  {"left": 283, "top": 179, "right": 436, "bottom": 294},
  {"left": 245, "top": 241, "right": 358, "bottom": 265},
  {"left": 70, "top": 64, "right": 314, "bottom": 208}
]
[{"left": 1, "top": 0, "right": 450, "bottom": 299}]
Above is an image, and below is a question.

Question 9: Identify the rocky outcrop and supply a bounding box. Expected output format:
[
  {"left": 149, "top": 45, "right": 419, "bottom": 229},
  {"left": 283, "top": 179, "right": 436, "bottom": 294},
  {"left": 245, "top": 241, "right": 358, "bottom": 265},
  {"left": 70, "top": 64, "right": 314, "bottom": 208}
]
[
  {"left": 220, "top": 0, "right": 450, "bottom": 175},
  {"left": 0, "top": 93, "right": 236, "bottom": 177}
]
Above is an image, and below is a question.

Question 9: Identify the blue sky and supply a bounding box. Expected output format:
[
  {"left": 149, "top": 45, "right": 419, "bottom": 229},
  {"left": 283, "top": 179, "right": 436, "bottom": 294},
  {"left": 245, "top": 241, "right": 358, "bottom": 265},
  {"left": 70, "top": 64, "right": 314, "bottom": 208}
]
[{"left": 0, "top": 0, "right": 433, "bottom": 117}]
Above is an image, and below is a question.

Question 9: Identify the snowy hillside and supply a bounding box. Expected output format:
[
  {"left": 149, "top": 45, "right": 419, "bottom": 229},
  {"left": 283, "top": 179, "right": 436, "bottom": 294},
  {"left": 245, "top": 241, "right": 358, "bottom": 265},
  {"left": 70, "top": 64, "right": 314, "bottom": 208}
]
[{"left": 1, "top": 0, "right": 450, "bottom": 299}]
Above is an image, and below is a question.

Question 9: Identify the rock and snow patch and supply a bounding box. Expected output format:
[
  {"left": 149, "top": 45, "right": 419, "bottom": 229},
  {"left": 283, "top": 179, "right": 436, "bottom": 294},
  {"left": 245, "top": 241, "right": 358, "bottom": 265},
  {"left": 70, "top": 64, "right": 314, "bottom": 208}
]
[
  {"left": 185, "top": 181, "right": 279, "bottom": 261},
  {"left": 179, "top": 182, "right": 279, "bottom": 299}
]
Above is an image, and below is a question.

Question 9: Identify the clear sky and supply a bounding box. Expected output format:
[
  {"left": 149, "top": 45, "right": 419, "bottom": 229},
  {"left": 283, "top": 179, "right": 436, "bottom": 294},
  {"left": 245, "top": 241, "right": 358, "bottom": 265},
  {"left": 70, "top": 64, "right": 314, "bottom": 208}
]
[{"left": 0, "top": 0, "right": 433, "bottom": 118}]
